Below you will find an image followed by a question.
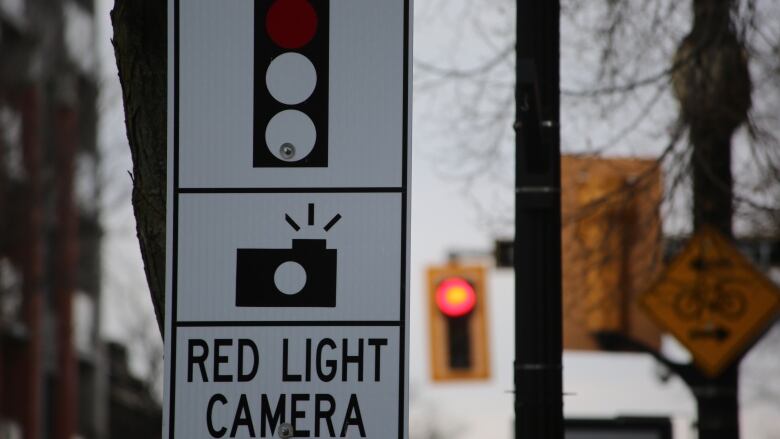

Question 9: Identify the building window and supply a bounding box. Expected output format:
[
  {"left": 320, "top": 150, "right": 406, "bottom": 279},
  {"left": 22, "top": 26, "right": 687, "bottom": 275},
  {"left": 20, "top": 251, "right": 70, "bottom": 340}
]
[
  {"left": 0, "top": 257, "right": 22, "bottom": 328},
  {"left": 0, "top": 105, "right": 25, "bottom": 182}
]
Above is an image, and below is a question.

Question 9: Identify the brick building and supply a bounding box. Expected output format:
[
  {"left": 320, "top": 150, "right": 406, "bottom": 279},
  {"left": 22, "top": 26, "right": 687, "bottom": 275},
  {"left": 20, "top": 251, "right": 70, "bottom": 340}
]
[{"left": 0, "top": 1, "right": 125, "bottom": 438}]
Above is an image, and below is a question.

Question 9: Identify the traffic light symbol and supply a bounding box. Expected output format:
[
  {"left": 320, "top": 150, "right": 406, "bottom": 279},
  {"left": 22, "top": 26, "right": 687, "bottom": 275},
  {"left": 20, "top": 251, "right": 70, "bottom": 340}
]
[
  {"left": 428, "top": 264, "right": 490, "bottom": 381},
  {"left": 255, "top": 0, "right": 330, "bottom": 167}
]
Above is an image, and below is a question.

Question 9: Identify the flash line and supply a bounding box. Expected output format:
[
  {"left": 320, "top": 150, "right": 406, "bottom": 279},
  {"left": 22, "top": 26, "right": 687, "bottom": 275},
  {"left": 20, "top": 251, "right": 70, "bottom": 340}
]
[
  {"left": 324, "top": 214, "right": 342, "bottom": 231},
  {"left": 285, "top": 214, "right": 301, "bottom": 231}
]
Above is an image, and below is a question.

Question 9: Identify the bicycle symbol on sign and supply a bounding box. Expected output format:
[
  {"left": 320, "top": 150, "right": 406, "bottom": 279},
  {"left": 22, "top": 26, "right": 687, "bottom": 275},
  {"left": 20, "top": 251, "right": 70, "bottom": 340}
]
[{"left": 672, "top": 277, "right": 747, "bottom": 322}]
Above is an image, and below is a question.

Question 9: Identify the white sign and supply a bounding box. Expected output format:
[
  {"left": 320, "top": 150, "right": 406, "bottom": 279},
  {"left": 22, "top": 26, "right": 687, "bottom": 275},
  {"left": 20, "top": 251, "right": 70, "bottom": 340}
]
[
  {"left": 173, "top": 327, "right": 401, "bottom": 438},
  {"left": 164, "top": 0, "right": 411, "bottom": 437},
  {"left": 177, "top": 0, "right": 407, "bottom": 188}
]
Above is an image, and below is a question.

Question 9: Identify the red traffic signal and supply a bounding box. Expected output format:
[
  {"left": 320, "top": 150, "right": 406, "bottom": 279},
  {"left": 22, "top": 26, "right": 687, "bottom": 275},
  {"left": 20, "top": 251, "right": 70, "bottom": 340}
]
[
  {"left": 427, "top": 264, "right": 490, "bottom": 381},
  {"left": 435, "top": 277, "right": 477, "bottom": 318},
  {"left": 266, "top": 0, "right": 318, "bottom": 49}
]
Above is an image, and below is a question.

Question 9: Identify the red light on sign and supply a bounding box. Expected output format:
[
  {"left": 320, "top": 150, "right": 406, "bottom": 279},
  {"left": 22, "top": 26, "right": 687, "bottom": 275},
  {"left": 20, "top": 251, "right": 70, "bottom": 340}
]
[
  {"left": 435, "top": 278, "right": 477, "bottom": 318},
  {"left": 266, "top": 0, "right": 318, "bottom": 49}
]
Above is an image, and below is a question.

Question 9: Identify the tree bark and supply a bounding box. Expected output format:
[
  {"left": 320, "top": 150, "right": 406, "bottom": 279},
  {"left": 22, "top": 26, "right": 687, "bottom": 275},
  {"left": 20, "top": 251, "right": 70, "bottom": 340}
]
[
  {"left": 671, "top": 1, "right": 748, "bottom": 437},
  {"left": 691, "top": 127, "right": 733, "bottom": 236},
  {"left": 111, "top": 0, "right": 167, "bottom": 335},
  {"left": 687, "top": 122, "right": 740, "bottom": 439}
]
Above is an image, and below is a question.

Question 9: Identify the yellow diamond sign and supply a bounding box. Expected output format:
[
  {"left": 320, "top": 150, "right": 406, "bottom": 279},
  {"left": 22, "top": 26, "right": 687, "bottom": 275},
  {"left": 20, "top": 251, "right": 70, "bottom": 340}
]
[{"left": 639, "top": 227, "right": 780, "bottom": 377}]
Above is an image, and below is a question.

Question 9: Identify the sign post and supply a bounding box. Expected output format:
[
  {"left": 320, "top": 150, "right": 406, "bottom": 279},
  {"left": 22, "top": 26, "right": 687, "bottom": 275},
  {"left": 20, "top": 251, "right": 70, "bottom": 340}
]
[
  {"left": 514, "top": 1, "right": 564, "bottom": 438},
  {"left": 164, "top": 1, "right": 411, "bottom": 437}
]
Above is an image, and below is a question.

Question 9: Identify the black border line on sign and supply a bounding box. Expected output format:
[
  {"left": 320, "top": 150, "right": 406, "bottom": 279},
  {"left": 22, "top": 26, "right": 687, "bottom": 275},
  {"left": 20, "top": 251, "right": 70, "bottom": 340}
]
[
  {"left": 178, "top": 187, "right": 403, "bottom": 194},
  {"left": 399, "top": 0, "right": 410, "bottom": 436},
  {"left": 169, "top": 1, "right": 411, "bottom": 437},
  {"left": 169, "top": 0, "right": 180, "bottom": 437},
  {"left": 177, "top": 320, "right": 402, "bottom": 327}
]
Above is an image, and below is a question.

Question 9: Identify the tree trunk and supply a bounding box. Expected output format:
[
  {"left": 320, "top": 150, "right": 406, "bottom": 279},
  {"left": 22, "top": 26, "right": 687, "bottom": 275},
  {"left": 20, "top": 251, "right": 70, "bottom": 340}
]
[
  {"left": 689, "top": 124, "right": 739, "bottom": 439},
  {"left": 111, "top": 0, "right": 167, "bottom": 335},
  {"left": 691, "top": 127, "right": 733, "bottom": 236},
  {"left": 671, "top": 1, "right": 747, "bottom": 437},
  {"left": 691, "top": 364, "right": 740, "bottom": 439}
]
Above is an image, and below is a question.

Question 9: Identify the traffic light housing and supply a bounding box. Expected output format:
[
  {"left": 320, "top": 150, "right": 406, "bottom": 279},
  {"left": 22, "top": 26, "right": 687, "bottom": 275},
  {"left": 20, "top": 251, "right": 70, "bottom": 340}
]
[
  {"left": 427, "top": 264, "right": 490, "bottom": 381},
  {"left": 255, "top": 0, "right": 329, "bottom": 167}
]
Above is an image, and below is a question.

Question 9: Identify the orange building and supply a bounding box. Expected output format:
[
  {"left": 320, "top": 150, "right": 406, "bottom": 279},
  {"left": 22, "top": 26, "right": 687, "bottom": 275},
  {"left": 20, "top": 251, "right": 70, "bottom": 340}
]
[{"left": 561, "top": 155, "right": 664, "bottom": 352}]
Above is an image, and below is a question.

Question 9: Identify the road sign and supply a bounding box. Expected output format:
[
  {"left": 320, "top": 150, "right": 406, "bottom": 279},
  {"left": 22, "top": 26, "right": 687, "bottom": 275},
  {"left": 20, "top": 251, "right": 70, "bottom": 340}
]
[
  {"left": 165, "top": 0, "right": 411, "bottom": 437},
  {"left": 639, "top": 227, "right": 780, "bottom": 377}
]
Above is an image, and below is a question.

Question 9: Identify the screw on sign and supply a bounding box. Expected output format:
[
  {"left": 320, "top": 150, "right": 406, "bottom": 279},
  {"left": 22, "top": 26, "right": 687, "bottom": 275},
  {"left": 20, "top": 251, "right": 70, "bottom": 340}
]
[
  {"left": 255, "top": 0, "right": 330, "bottom": 167},
  {"left": 278, "top": 422, "right": 294, "bottom": 439}
]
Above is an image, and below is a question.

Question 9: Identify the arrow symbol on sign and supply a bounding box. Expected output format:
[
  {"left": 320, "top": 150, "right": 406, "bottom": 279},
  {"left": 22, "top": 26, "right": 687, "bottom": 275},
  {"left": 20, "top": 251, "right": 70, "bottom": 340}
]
[{"left": 689, "top": 325, "right": 731, "bottom": 342}]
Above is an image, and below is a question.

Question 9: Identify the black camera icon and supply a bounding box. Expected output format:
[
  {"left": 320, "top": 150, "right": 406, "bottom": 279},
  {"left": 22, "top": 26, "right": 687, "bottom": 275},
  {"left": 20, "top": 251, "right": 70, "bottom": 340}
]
[{"left": 235, "top": 239, "right": 337, "bottom": 307}]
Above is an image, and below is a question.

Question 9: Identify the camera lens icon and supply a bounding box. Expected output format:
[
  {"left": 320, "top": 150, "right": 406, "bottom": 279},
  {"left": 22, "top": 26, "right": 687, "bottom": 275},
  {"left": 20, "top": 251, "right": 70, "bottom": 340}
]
[
  {"left": 236, "top": 239, "right": 337, "bottom": 308},
  {"left": 273, "top": 261, "right": 307, "bottom": 295}
]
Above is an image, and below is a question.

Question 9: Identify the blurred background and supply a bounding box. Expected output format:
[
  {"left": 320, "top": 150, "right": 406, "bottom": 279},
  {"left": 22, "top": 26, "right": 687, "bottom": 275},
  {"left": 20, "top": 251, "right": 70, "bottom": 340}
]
[{"left": 1, "top": 0, "right": 779, "bottom": 438}]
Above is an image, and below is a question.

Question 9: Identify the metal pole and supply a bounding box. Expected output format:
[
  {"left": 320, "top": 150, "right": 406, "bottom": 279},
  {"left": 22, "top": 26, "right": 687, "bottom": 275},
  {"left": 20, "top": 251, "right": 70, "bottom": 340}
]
[{"left": 514, "top": 1, "right": 563, "bottom": 438}]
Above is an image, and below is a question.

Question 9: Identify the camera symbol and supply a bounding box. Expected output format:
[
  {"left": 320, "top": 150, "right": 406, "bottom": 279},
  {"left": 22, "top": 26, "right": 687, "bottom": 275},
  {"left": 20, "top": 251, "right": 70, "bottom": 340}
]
[{"left": 235, "top": 204, "right": 340, "bottom": 308}]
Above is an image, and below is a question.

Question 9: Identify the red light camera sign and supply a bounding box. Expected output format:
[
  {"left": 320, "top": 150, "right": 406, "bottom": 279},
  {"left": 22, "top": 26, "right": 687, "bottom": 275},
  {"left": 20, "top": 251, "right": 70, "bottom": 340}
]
[{"left": 167, "top": 0, "right": 411, "bottom": 437}]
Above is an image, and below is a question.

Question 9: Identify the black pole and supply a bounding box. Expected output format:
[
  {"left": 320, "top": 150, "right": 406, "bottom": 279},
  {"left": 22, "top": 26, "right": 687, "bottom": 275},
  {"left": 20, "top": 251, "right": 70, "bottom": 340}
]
[
  {"left": 690, "top": 365, "right": 740, "bottom": 438},
  {"left": 514, "top": 1, "right": 562, "bottom": 438}
]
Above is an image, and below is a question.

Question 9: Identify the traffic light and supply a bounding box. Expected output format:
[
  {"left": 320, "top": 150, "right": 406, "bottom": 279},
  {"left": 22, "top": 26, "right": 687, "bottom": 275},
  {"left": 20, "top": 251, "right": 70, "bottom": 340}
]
[
  {"left": 427, "top": 264, "right": 490, "bottom": 381},
  {"left": 255, "top": 0, "right": 329, "bottom": 167}
]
